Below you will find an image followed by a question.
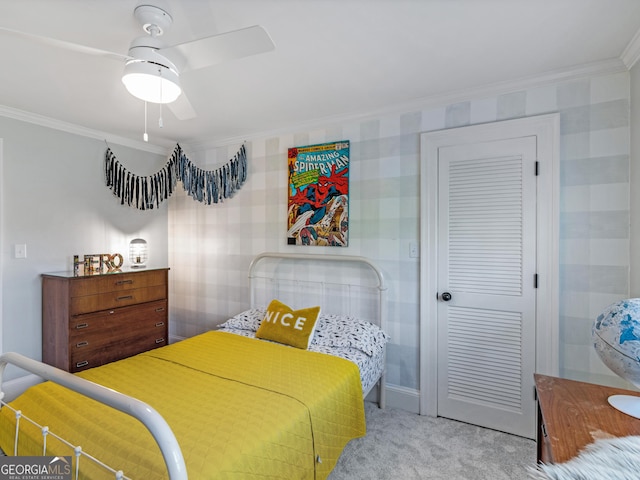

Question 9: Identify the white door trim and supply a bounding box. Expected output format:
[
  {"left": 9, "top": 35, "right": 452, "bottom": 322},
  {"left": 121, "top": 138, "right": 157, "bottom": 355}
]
[{"left": 419, "top": 114, "right": 560, "bottom": 416}]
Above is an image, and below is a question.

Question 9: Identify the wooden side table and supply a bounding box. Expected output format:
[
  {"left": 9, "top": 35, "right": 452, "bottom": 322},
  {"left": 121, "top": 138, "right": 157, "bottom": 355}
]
[{"left": 535, "top": 374, "right": 640, "bottom": 463}]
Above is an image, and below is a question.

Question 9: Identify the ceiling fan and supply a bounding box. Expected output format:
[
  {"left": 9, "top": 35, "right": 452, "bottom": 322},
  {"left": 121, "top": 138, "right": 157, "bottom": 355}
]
[{"left": 0, "top": 3, "right": 275, "bottom": 121}]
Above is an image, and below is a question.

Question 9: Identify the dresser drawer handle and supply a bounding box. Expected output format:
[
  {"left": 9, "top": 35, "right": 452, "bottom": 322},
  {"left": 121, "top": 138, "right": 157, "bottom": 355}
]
[
  {"left": 155, "top": 307, "right": 165, "bottom": 312},
  {"left": 75, "top": 323, "right": 89, "bottom": 329},
  {"left": 115, "top": 280, "right": 134, "bottom": 286},
  {"left": 76, "top": 361, "right": 89, "bottom": 368},
  {"left": 155, "top": 338, "right": 166, "bottom": 344},
  {"left": 155, "top": 322, "right": 165, "bottom": 327},
  {"left": 116, "top": 295, "right": 133, "bottom": 301},
  {"left": 76, "top": 341, "right": 89, "bottom": 348}
]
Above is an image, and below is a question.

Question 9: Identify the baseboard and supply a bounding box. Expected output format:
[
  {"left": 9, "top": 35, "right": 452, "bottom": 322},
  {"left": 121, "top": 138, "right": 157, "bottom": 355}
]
[
  {"left": 384, "top": 384, "right": 420, "bottom": 413},
  {"left": 1, "top": 374, "right": 42, "bottom": 402},
  {"left": 366, "top": 383, "right": 420, "bottom": 413}
]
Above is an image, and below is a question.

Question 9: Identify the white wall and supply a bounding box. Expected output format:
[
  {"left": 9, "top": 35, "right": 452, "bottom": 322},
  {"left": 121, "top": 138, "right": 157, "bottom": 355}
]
[{"left": 0, "top": 118, "right": 168, "bottom": 379}]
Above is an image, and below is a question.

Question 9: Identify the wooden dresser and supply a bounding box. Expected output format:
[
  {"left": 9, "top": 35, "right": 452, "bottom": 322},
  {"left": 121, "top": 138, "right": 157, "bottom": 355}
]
[
  {"left": 535, "top": 374, "right": 640, "bottom": 464},
  {"left": 42, "top": 268, "right": 169, "bottom": 372}
]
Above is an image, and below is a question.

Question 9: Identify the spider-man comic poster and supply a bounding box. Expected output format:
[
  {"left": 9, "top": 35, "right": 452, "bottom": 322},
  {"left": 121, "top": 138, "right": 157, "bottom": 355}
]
[{"left": 287, "top": 141, "right": 349, "bottom": 246}]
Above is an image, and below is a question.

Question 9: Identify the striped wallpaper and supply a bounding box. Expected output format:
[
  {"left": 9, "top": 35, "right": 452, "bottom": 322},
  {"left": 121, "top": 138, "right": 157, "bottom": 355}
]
[{"left": 168, "top": 69, "right": 631, "bottom": 395}]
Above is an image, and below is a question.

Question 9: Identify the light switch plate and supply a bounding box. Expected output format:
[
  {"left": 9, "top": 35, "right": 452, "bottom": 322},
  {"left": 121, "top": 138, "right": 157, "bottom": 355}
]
[
  {"left": 14, "top": 244, "right": 27, "bottom": 259},
  {"left": 409, "top": 241, "right": 419, "bottom": 258}
]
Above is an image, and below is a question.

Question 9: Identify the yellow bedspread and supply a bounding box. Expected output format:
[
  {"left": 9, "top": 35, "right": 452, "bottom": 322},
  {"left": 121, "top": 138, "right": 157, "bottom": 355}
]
[{"left": 0, "top": 331, "right": 365, "bottom": 479}]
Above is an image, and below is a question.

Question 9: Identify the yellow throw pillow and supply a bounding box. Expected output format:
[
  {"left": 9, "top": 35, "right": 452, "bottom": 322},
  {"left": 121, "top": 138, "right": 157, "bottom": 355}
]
[{"left": 256, "top": 299, "right": 321, "bottom": 349}]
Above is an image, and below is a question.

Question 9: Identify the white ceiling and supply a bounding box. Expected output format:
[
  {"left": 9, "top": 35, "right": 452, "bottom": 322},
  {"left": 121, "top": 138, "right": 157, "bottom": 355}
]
[{"left": 1, "top": 0, "right": 640, "bottom": 150}]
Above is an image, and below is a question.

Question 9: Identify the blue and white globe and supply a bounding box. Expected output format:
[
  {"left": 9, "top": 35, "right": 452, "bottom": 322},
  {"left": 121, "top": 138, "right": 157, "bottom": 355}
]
[
  {"left": 593, "top": 298, "right": 640, "bottom": 418},
  {"left": 593, "top": 299, "right": 640, "bottom": 387}
]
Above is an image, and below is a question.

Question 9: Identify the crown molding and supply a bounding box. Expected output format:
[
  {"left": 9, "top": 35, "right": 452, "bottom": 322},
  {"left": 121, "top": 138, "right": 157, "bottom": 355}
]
[
  {"left": 183, "top": 58, "right": 628, "bottom": 152},
  {"left": 622, "top": 27, "right": 640, "bottom": 69},
  {"left": 0, "top": 105, "right": 169, "bottom": 155}
]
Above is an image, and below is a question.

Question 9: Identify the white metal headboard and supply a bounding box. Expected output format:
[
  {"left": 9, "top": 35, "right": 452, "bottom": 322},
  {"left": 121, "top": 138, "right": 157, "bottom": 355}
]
[
  {"left": 248, "top": 252, "right": 388, "bottom": 408},
  {"left": 248, "top": 252, "right": 387, "bottom": 333}
]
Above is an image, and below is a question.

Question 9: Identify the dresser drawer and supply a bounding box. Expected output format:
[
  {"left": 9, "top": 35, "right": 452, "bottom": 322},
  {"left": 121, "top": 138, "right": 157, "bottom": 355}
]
[
  {"left": 71, "top": 348, "right": 123, "bottom": 372},
  {"left": 70, "top": 301, "right": 167, "bottom": 372},
  {"left": 69, "top": 285, "right": 167, "bottom": 315},
  {"left": 71, "top": 334, "right": 166, "bottom": 372},
  {"left": 69, "top": 269, "right": 167, "bottom": 298},
  {"left": 70, "top": 300, "right": 167, "bottom": 339}
]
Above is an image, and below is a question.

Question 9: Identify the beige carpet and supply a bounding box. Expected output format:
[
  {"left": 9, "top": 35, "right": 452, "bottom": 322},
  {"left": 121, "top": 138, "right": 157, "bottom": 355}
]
[{"left": 330, "top": 401, "right": 537, "bottom": 479}]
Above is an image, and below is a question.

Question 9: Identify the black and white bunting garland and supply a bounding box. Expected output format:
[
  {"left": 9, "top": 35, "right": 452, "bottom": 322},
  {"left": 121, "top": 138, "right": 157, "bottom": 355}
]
[{"left": 104, "top": 143, "right": 247, "bottom": 209}]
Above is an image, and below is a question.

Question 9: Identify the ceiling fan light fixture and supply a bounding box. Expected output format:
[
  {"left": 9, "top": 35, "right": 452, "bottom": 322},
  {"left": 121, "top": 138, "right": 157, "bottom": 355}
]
[{"left": 122, "top": 59, "right": 181, "bottom": 104}]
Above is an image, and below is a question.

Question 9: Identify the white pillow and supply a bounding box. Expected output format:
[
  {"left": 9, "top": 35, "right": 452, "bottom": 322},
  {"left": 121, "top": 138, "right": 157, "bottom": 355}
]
[
  {"left": 313, "top": 314, "right": 390, "bottom": 356},
  {"left": 218, "top": 307, "right": 265, "bottom": 331}
]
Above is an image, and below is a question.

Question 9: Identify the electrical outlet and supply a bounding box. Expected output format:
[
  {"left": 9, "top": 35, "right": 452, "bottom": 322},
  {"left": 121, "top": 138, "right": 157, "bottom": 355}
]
[
  {"left": 14, "top": 244, "right": 27, "bottom": 259},
  {"left": 409, "top": 242, "right": 419, "bottom": 258}
]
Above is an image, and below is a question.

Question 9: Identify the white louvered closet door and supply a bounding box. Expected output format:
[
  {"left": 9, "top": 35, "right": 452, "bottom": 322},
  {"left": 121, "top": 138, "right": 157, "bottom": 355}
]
[{"left": 436, "top": 136, "right": 537, "bottom": 439}]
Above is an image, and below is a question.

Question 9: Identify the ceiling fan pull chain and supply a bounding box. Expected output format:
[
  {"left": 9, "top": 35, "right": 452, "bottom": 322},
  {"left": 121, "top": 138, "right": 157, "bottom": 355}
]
[
  {"left": 143, "top": 101, "right": 148, "bottom": 142},
  {"left": 159, "top": 69, "right": 164, "bottom": 128}
]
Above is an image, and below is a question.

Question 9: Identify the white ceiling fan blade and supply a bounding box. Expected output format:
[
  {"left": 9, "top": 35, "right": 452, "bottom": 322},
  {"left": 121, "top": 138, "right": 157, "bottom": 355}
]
[
  {"left": 167, "top": 91, "right": 197, "bottom": 120},
  {"left": 161, "top": 25, "right": 275, "bottom": 73},
  {"left": 0, "top": 26, "right": 130, "bottom": 62}
]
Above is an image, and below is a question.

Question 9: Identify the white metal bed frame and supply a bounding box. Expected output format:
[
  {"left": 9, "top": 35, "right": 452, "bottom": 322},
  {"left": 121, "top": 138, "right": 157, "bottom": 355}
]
[
  {"left": 0, "top": 252, "right": 387, "bottom": 479},
  {"left": 248, "top": 252, "right": 388, "bottom": 407},
  {"left": 0, "top": 352, "right": 187, "bottom": 480}
]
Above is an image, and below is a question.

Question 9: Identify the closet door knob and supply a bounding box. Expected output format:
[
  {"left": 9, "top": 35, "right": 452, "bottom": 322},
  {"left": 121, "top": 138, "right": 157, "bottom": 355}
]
[{"left": 441, "top": 292, "right": 452, "bottom": 301}]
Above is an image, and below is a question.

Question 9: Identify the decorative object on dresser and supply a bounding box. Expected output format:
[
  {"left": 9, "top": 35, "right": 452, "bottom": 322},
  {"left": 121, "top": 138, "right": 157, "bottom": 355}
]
[
  {"left": 73, "top": 252, "right": 124, "bottom": 275},
  {"left": 42, "top": 267, "right": 169, "bottom": 372},
  {"left": 128, "top": 238, "right": 148, "bottom": 268}
]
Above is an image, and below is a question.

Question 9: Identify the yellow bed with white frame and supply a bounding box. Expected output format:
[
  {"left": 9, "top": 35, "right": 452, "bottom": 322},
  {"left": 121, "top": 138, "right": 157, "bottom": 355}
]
[{"left": 0, "top": 252, "right": 388, "bottom": 479}]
